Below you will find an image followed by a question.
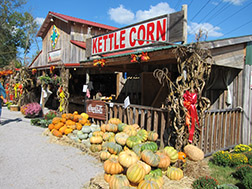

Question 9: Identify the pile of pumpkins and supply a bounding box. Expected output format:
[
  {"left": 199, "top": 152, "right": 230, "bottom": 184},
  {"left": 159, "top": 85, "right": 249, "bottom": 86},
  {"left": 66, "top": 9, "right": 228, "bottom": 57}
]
[
  {"left": 49, "top": 115, "right": 205, "bottom": 188},
  {"left": 91, "top": 118, "right": 189, "bottom": 189},
  {"left": 48, "top": 111, "right": 91, "bottom": 137}
]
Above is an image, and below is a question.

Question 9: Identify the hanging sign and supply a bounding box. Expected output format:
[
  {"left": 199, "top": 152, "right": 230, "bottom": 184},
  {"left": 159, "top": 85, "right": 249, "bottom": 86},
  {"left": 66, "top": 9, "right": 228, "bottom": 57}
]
[
  {"left": 48, "top": 49, "right": 61, "bottom": 62},
  {"left": 91, "top": 15, "right": 168, "bottom": 56},
  {"left": 86, "top": 9, "right": 185, "bottom": 57},
  {"left": 86, "top": 100, "right": 106, "bottom": 120}
]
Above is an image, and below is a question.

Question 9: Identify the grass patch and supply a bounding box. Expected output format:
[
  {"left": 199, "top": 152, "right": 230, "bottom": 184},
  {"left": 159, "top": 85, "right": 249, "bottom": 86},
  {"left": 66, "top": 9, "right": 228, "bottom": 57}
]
[{"left": 208, "top": 161, "right": 239, "bottom": 185}]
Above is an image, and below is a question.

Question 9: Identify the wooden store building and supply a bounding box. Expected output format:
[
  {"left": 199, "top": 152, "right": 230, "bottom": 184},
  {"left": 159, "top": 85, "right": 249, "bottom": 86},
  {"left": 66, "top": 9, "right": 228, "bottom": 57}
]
[{"left": 30, "top": 7, "right": 252, "bottom": 155}]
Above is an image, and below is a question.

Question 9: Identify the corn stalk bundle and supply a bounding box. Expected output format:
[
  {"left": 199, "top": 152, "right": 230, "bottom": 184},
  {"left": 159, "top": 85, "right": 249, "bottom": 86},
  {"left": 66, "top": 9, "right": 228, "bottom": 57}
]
[
  {"left": 19, "top": 67, "right": 36, "bottom": 106},
  {"left": 153, "top": 42, "right": 212, "bottom": 150},
  {"left": 57, "top": 65, "right": 70, "bottom": 114}
]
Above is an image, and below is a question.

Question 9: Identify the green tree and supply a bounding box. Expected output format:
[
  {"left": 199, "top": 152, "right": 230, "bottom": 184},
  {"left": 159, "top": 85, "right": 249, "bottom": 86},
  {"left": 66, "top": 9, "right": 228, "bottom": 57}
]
[{"left": 0, "top": 0, "right": 38, "bottom": 68}]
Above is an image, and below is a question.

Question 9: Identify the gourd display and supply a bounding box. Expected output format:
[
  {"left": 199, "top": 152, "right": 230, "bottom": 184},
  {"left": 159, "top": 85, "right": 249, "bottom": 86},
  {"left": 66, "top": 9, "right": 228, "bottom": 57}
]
[
  {"left": 104, "top": 155, "right": 124, "bottom": 174},
  {"left": 163, "top": 146, "right": 178, "bottom": 163},
  {"left": 109, "top": 174, "right": 130, "bottom": 189},
  {"left": 166, "top": 166, "right": 184, "bottom": 180},
  {"left": 126, "top": 163, "right": 146, "bottom": 184},
  {"left": 141, "top": 150, "right": 160, "bottom": 167},
  {"left": 118, "top": 150, "right": 139, "bottom": 168}
]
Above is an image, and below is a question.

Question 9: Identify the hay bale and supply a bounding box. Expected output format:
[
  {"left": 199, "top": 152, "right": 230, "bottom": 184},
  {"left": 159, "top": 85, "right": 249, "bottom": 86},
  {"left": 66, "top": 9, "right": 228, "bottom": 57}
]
[
  {"left": 184, "top": 144, "right": 204, "bottom": 161},
  {"left": 83, "top": 173, "right": 109, "bottom": 189},
  {"left": 183, "top": 159, "right": 210, "bottom": 179}
]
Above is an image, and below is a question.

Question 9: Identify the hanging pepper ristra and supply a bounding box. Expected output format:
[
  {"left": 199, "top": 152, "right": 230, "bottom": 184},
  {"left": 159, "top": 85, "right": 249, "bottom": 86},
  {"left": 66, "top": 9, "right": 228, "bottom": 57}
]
[{"left": 183, "top": 90, "right": 200, "bottom": 143}]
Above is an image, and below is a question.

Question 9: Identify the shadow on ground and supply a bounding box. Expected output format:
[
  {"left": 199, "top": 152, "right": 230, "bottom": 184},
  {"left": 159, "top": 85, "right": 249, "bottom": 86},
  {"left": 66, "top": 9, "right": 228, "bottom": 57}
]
[{"left": 1, "top": 118, "right": 22, "bottom": 125}]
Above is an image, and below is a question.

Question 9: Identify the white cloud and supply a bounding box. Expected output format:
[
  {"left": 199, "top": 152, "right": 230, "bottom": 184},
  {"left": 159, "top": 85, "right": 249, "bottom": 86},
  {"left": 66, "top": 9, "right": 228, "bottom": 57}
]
[
  {"left": 223, "top": 0, "right": 246, "bottom": 5},
  {"left": 135, "top": 2, "right": 175, "bottom": 22},
  {"left": 108, "top": 2, "right": 175, "bottom": 25},
  {"left": 108, "top": 5, "right": 135, "bottom": 25},
  {"left": 188, "top": 22, "right": 223, "bottom": 37},
  {"left": 35, "top": 17, "right": 45, "bottom": 26}
]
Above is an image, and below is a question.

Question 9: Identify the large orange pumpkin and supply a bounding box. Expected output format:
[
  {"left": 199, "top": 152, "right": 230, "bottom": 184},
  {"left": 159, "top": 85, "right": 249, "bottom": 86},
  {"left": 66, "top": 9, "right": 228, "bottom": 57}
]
[
  {"left": 48, "top": 124, "right": 54, "bottom": 130},
  {"left": 52, "top": 117, "right": 61, "bottom": 124},
  {"left": 104, "top": 155, "right": 124, "bottom": 174},
  {"left": 54, "top": 122, "right": 64, "bottom": 130},
  {"left": 52, "top": 129, "right": 62, "bottom": 137}
]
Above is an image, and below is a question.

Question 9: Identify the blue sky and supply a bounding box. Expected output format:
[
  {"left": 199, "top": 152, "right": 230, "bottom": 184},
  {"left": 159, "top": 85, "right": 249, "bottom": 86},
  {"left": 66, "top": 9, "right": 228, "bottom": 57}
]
[{"left": 23, "top": 0, "right": 252, "bottom": 61}]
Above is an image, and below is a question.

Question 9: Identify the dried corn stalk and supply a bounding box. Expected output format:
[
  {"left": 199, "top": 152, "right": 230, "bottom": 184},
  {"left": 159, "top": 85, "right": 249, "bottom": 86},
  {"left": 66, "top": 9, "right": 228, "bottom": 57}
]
[
  {"left": 57, "top": 64, "right": 70, "bottom": 114},
  {"left": 153, "top": 42, "right": 212, "bottom": 150}
]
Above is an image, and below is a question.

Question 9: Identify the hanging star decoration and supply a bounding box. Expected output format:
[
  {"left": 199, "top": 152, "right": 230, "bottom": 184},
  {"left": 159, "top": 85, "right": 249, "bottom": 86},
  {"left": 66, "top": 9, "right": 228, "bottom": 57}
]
[
  {"left": 93, "top": 59, "right": 106, "bottom": 67},
  {"left": 130, "top": 52, "right": 150, "bottom": 63},
  {"left": 50, "top": 25, "right": 60, "bottom": 49}
]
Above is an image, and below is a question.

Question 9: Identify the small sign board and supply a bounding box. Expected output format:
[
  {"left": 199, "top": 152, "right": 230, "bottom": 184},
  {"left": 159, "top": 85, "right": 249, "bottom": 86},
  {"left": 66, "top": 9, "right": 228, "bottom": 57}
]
[
  {"left": 48, "top": 49, "right": 61, "bottom": 63},
  {"left": 86, "top": 100, "right": 106, "bottom": 120}
]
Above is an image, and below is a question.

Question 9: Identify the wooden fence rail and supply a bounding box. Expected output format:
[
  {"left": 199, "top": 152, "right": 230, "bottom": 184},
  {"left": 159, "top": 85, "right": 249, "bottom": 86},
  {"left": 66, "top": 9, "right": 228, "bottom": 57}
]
[{"left": 93, "top": 103, "right": 243, "bottom": 155}]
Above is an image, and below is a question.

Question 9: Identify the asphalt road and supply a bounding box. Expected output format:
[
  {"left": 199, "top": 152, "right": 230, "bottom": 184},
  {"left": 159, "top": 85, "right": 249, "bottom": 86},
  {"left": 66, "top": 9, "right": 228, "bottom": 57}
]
[{"left": 0, "top": 107, "right": 103, "bottom": 189}]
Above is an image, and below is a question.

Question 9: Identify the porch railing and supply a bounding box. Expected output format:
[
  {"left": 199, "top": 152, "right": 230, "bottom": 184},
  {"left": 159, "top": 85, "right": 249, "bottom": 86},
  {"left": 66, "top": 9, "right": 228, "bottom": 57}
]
[{"left": 93, "top": 102, "right": 243, "bottom": 155}]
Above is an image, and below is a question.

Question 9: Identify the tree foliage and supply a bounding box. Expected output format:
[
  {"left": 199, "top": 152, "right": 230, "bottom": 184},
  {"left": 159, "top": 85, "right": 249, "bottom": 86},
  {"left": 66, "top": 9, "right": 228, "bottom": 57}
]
[{"left": 0, "top": 0, "right": 38, "bottom": 68}]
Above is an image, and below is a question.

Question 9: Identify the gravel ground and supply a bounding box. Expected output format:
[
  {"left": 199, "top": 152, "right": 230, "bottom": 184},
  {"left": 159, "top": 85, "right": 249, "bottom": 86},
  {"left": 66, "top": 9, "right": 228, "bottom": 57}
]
[{"left": 0, "top": 107, "right": 103, "bottom": 189}]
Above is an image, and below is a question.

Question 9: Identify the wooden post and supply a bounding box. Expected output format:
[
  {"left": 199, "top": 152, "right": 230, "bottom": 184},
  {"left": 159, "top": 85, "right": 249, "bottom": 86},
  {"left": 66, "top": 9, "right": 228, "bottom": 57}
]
[{"left": 182, "top": 4, "right": 188, "bottom": 44}]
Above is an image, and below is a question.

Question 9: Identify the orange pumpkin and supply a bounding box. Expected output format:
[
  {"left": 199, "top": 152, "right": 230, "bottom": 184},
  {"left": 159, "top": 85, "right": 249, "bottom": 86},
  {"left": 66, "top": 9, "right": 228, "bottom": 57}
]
[
  {"left": 59, "top": 125, "right": 67, "bottom": 134},
  {"left": 66, "top": 120, "right": 75, "bottom": 125},
  {"left": 156, "top": 151, "right": 171, "bottom": 169},
  {"left": 178, "top": 152, "right": 186, "bottom": 163},
  {"left": 64, "top": 128, "right": 73, "bottom": 135},
  {"left": 52, "top": 117, "right": 61, "bottom": 124},
  {"left": 76, "top": 123, "right": 82, "bottom": 130},
  {"left": 60, "top": 117, "right": 66, "bottom": 123},
  {"left": 54, "top": 122, "right": 64, "bottom": 130},
  {"left": 104, "top": 155, "right": 124, "bottom": 174},
  {"left": 104, "top": 173, "right": 112, "bottom": 183},
  {"left": 79, "top": 117, "right": 87, "bottom": 125},
  {"left": 52, "top": 129, "right": 62, "bottom": 137},
  {"left": 48, "top": 124, "right": 54, "bottom": 130},
  {"left": 73, "top": 114, "right": 82, "bottom": 122}
]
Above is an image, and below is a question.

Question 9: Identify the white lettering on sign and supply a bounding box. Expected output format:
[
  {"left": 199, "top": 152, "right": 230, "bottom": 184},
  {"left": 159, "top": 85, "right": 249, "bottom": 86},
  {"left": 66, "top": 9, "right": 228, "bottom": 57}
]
[
  {"left": 91, "top": 15, "right": 169, "bottom": 55},
  {"left": 87, "top": 104, "right": 103, "bottom": 114}
]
